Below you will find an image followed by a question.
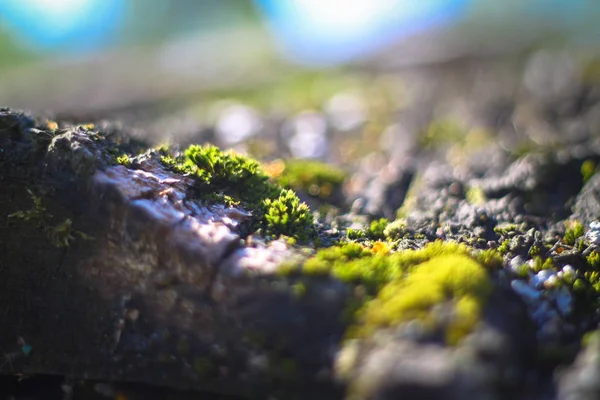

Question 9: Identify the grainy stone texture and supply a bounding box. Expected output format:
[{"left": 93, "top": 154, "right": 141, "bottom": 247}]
[{"left": 0, "top": 108, "right": 348, "bottom": 399}]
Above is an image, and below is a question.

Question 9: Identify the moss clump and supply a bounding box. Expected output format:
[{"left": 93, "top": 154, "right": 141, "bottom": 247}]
[
  {"left": 355, "top": 254, "right": 491, "bottom": 344},
  {"left": 346, "top": 218, "right": 389, "bottom": 241},
  {"left": 268, "top": 159, "right": 346, "bottom": 201},
  {"left": 579, "top": 251, "right": 600, "bottom": 306},
  {"left": 529, "top": 256, "right": 555, "bottom": 273},
  {"left": 382, "top": 219, "right": 408, "bottom": 240},
  {"left": 564, "top": 220, "right": 584, "bottom": 246},
  {"left": 587, "top": 250, "right": 600, "bottom": 270},
  {"left": 296, "top": 240, "right": 499, "bottom": 344},
  {"left": 116, "top": 153, "right": 131, "bottom": 167},
  {"left": 263, "top": 189, "right": 314, "bottom": 241},
  {"left": 159, "top": 144, "right": 316, "bottom": 241},
  {"left": 170, "top": 144, "right": 278, "bottom": 205}
]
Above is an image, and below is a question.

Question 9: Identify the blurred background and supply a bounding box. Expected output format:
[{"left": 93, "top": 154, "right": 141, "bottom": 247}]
[{"left": 2, "top": 0, "right": 600, "bottom": 169}]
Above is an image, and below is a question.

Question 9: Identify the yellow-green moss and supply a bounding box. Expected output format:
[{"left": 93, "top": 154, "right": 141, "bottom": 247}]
[
  {"left": 564, "top": 220, "right": 584, "bottom": 246},
  {"left": 263, "top": 189, "right": 314, "bottom": 241},
  {"left": 297, "top": 240, "right": 500, "bottom": 344},
  {"left": 383, "top": 219, "right": 408, "bottom": 239},
  {"left": 116, "top": 153, "right": 131, "bottom": 167},
  {"left": 587, "top": 250, "right": 600, "bottom": 270},
  {"left": 158, "top": 144, "right": 316, "bottom": 241},
  {"left": 346, "top": 218, "right": 389, "bottom": 241},
  {"left": 352, "top": 254, "right": 491, "bottom": 344}
]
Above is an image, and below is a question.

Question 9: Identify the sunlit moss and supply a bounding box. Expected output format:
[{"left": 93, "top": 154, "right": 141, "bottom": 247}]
[
  {"left": 346, "top": 218, "right": 388, "bottom": 241},
  {"left": 563, "top": 220, "right": 584, "bottom": 246},
  {"left": 295, "top": 240, "right": 499, "bottom": 344},
  {"left": 116, "top": 153, "right": 131, "bottom": 167},
  {"left": 352, "top": 253, "right": 492, "bottom": 344},
  {"left": 159, "top": 143, "right": 316, "bottom": 241},
  {"left": 263, "top": 189, "right": 314, "bottom": 241}
]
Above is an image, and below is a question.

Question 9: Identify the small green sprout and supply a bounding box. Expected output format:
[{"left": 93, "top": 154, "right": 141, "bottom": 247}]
[
  {"left": 587, "top": 250, "right": 600, "bottom": 270},
  {"left": 116, "top": 154, "right": 131, "bottom": 167},
  {"left": 46, "top": 218, "right": 93, "bottom": 248},
  {"left": 8, "top": 190, "right": 92, "bottom": 248},
  {"left": 383, "top": 219, "right": 407, "bottom": 239},
  {"left": 346, "top": 218, "right": 388, "bottom": 241},
  {"left": 346, "top": 228, "right": 365, "bottom": 240},
  {"left": 563, "top": 220, "right": 584, "bottom": 246},
  {"left": 367, "top": 218, "right": 388, "bottom": 240},
  {"left": 263, "top": 189, "right": 314, "bottom": 240},
  {"left": 8, "top": 189, "right": 47, "bottom": 228}
]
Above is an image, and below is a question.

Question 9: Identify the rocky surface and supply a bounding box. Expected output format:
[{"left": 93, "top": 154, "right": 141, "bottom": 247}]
[
  {"left": 0, "top": 109, "right": 346, "bottom": 399},
  {"left": 4, "top": 51, "right": 600, "bottom": 400}
]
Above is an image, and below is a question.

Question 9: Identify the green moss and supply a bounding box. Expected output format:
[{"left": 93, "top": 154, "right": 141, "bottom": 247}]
[
  {"left": 263, "top": 189, "right": 314, "bottom": 241},
  {"left": 346, "top": 228, "right": 366, "bottom": 240},
  {"left": 581, "top": 159, "right": 597, "bottom": 184},
  {"left": 346, "top": 218, "right": 388, "bottom": 242},
  {"left": 367, "top": 218, "right": 388, "bottom": 240},
  {"left": 116, "top": 153, "right": 131, "bottom": 167},
  {"left": 352, "top": 254, "right": 491, "bottom": 344},
  {"left": 296, "top": 240, "right": 499, "bottom": 344},
  {"left": 497, "top": 240, "right": 510, "bottom": 255},
  {"left": 383, "top": 219, "right": 407, "bottom": 239},
  {"left": 564, "top": 220, "right": 584, "bottom": 246},
  {"left": 159, "top": 144, "right": 316, "bottom": 242},
  {"left": 272, "top": 159, "right": 346, "bottom": 201},
  {"left": 529, "top": 256, "right": 555, "bottom": 273},
  {"left": 493, "top": 223, "right": 519, "bottom": 236},
  {"left": 587, "top": 250, "right": 600, "bottom": 270},
  {"left": 177, "top": 338, "right": 190, "bottom": 355},
  {"left": 529, "top": 244, "right": 542, "bottom": 257},
  {"left": 8, "top": 189, "right": 92, "bottom": 248},
  {"left": 582, "top": 256, "right": 600, "bottom": 301}
]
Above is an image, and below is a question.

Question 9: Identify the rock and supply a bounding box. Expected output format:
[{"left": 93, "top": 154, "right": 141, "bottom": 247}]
[
  {"left": 556, "top": 331, "right": 600, "bottom": 400},
  {"left": 0, "top": 108, "right": 348, "bottom": 399},
  {"left": 574, "top": 173, "right": 600, "bottom": 227},
  {"left": 336, "top": 284, "right": 535, "bottom": 400}
]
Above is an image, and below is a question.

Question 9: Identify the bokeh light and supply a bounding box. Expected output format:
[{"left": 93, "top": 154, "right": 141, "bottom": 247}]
[
  {"left": 0, "top": 0, "right": 125, "bottom": 53},
  {"left": 253, "top": 0, "right": 469, "bottom": 65}
]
